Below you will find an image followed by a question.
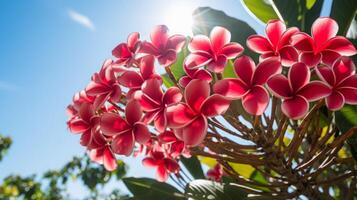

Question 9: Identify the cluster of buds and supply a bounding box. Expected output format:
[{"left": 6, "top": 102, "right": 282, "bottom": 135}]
[{"left": 67, "top": 17, "right": 356, "bottom": 183}]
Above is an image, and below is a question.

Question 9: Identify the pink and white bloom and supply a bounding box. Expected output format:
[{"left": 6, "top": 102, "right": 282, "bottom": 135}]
[
  {"left": 207, "top": 164, "right": 223, "bottom": 181},
  {"left": 291, "top": 17, "right": 357, "bottom": 67},
  {"left": 214, "top": 56, "right": 281, "bottom": 115},
  {"left": 267, "top": 62, "right": 331, "bottom": 119},
  {"left": 138, "top": 25, "right": 186, "bottom": 67},
  {"left": 112, "top": 32, "right": 141, "bottom": 67},
  {"left": 100, "top": 100, "right": 151, "bottom": 156},
  {"left": 316, "top": 57, "right": 357, "bottom": 110},
  {"left": 166, "top": 79, "right": 231, "bottom": 146},
  {"left": 179, "top": 63, "right": 212, "bottom": 88},
  {"left": 185, "top": 26, "right": 244, "bottom": 73},
  {"left": 247, "top": 20, "right": 299, "bottom": 66},
  {"left": 89, "top": 143, "right": 117, "bottom": 171}
]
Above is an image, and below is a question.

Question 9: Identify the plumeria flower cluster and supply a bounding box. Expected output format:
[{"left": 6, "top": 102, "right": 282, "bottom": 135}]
[{"left": 67, "top": 17, "right": 356, "bottom": 182}]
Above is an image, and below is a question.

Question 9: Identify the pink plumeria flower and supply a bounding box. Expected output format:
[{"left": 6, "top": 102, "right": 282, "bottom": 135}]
[
  {"left": 247, "top": 20, "right": 299, "bottom": 66},
  {"left": 89, "top": 143, "right": 117, "bottom": 171},
  {"left": 291, "top": 17, "right": 357, "bottom": 67},
  {"left": 85, "top": 59, "right": 122, "bottom": 109},
  {"left": 316, "top": 57, "right": 357, "bottom": 110},
  {"left": 207, "top": 164, "right": 223, "bottom": 181},
  {"left": 112, "top": 32, "right": 141, "bottom": 67},
  {"left": 100, "top": 100, "right": 151, "bottom": 156},
  {"left": 67, "top": 90, "right": 95, "bottom": 118},
  {"left": 267, "top": 62, "right": 331, "bottom": 119},
  {"left": 179, "top": 63, "right": 212, "bottom": 88},
  {"left": 158, "top": 130, "right": 187, "bottom": 158},
  {"left": 185, "top": 26, "right": 244, "bottom": 73},
  {"left": 136, "top": 79, "right": 182, "bottom": 133},
  {"left": 166, "top": 79, "right": 231, "bottom": 146},
  {"left": 142, "top": 150, "right": 179, "bottom": 182},
  {"left": 138, "top": 25, "right": 186, "bottom": 67},
  {"left": 214, "top": 56, "right": 281, "bottom": 115}
]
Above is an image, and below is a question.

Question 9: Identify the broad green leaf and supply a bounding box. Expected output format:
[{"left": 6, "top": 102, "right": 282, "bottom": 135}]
[
  {"left": 192, "top": 7, "right": 258, "bottom": 62},
  {"left": 123, "top": 177, "right": 185, "bottom": 200},
  {"left": 335, "top": 105, "right": 357, "bottom": 161},
  {"left": 170, "top": 43, "right": 189, "bottom": 80},
  {"left": 241, "top": 0, "right": 279, "bottom": 23},
  {"left": 306, "top": 0, "right": 317, "bottom": 9},
  {"left": 161, "top": 74, "right": 174, "bottom": 88},
  {"left": 330, "top": 0, "right": 357, "bottom": 36},
  {"left": 223, "top": 60, "right": 236, "bottom": 78},
  {"left": 180, "top": 156, "right": 205, "bottom": 179}
]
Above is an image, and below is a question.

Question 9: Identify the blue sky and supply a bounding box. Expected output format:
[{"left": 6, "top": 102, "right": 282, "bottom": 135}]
[{"left": 0, "top": 0, "right": 332, "bottom": 198}]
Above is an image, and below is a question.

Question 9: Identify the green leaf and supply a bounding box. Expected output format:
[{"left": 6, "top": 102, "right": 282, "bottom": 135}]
[
  {"left": 180, "top": 156, "right": 205, "bottom": 179},
  {"left": 223, "top": 60, "right": 236, "bottom": 78},
  {"left": 330, "top": 0, "right": 357, "bottom": 36},
  {"left": 170, "top": 43, "right": 189, "bottom": 80},
  {"left": 161, "top": 74, "right": 174, "bottom": 88},
  {"left": 304, "top": 0, "right": 324, "bottom": 32},
  {"left": 123, "top": 177, "right": 185, "bottom": 200},
  {"left": 306, "top": 0, "right": 317, "bottom": 9},
  {"left": 335, "top": 105, "right": 357, "bottom": 161},
  {"left": 185, "top": 179, "right": 248, "bottom": 200},
  {"left": 192, "top": 7, "right": 258, "bottom": 62},
  {"left": 241, "top": 0, "right": 279, "bottom": 23}
]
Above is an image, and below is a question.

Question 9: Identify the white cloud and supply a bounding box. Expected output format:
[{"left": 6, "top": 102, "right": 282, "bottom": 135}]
[
  {"left": 0, "top": 81, "right": 17, "bottom": 91},
  {"left": 68, "top": 9, "right": 95, "bottom": 31}
]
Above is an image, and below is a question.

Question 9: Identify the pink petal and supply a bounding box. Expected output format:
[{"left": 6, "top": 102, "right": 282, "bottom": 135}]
[
  {"left": 326, "top": 91, "right": 345, "bottom": 111},
  {"left": 185, "top": 79, "right": 210, "bottom": 112},
  {"left": 324, "top": 36, "right": 357, "bottom": 56},
  {"left": 210, "top": 26, "right": 231, "bottom": 53},
  {"left": 188, "top": 35, "right": 212, "bottom": 53},
  {"left": 242, "top": 85, "right": 269, "bottom": 115},
  {"left": 118, "top": 71, "right": 143, "bottom": 88},
  {"left": 182, "top": 115, "right": 208, "bottom": 146},
  {"left": 125, "top": 100, "right": 142, "bottom": 125},
  {"left": 316, "top": 65, "right": 335, "bottom": 86},
  {"left": 207, "top": 55, "right": 227, "bottom": 73},
  {"left": 321, "top": 50, "right": 341, "bottom": 66},
  {"left": 140, "top": 55, "right": 155, "bottom": 80},
  {"left": 281, "top": 95, "right": 309, "bottom": 119},
  {"left": 200, "top": 94, "right": 231, "bottom": 117},
  {"left": 298, "top": 81, "right": 332, "bottom": 101},
  {"left": 158, "top": 131, "right": 177, "bottom": 143},
  {"left": 339, "top": 88, "right": 357, "bottom": 104},
  {"left": 154, "top": 110, "right": 167, "bottom": 133},
  {"left": 93, "top": 93, "right": 110, "bottom": 110},
  {"left": 143, "top": 110, "right": 160, "bottom": 124},
  {"left": 185, "top": 52, "right": 212, "bottom": 69},
  {"left": 267, "top": 74, "right": 292, "bottom": 98},
  {"left": 213, "top": 79, "right": 249, "bottom": 99},
  {"left": 332, "top": 57, "right": 356, "bottom": 84},
  {"left": 80, "top": 130, "right": 91, "bottom": 147},
  {"left": 299, "top": 52, "right": 322, "bottom": 67},
  {"left": 291, "top": 32, "right": 314, "bottom": 51},
  {"left": 112, "top": 43, "right": 131, "bottom": 59},
  {"left": 279, "top": 45, "right": 298, "bottom": 66},
  {"left": 103, "top": 147, "right": 117, "bottom": 171},
  {"left": 86, "top": 81, "right": 111, "bottom": 96},
  {"left": 253, "top": 57, "right": 282, "bottom": 85},
  {"left": 234, "top": 55, "right": 255, "bottom": 85},
  {"left": 163, "top": 87, "right": 182, "bottom": 105},
  {"left": 164, "top": 159, "right": 180, "bottom": 172},
  {"left": 246, "top": 35, "right": 272, "bottom": 54},
  {"left": 68, "top": 119, "right": 89, "bottom": 133},
  {"left": 288, "top": 62, "right": 310, "bottom": 92},
  {"left": 137, "top": 41, "right": 159, "bottom": 56},
  {"left": 166, "top": 103, "right": 196, "bottom": 128},
  {"left": 312, "top": 17, "right": 338, "bottom": 49},
  {"left": 109, "top": 84, "right": 122, "bottom": 103},
  {"left": 220, "top": 42, "right": 244, "bottom": 59},
  {"left": 100, "top": 113, "right": 130, "bottom": 136},
  {"left": 339, "top": 75, "right": 357, "bottom": 88},
  {"left": 111, "top": 131, "right": 135, "bottom": 156},
  {"left": 278, "top": 27, "right": 300, "bottom": 48},
  {"left": 150, "top": 25, "right": 169, "bottom": 50},
  {"left": 127, "top": 32, "right": 140, "bottom": 50},
  {"left": 265, "top": 20, "right": 286, "bottom": 50},
  {"left": 156, "top": 165, "right": 168, "bottom": 182},
  {"left": 179, "top": 76, "right": 192, "bottom": 88},
  {"left": 79, "top": 102, "right": 94, "bottom": 123},
  {"left": 193, "top": 69, "right": 212, "bottom": 82},
  {"left": 89, "top": 148, "right": 104, "bottom": 164},
  {"left": 133, "top": 122, "right": 151, "bottom": 144},
  {"left": 167, "top": 35, "right": 186, "bottom": 52},
  {"left": 158, "top": 49, "right": 177, "bottom": 67},
  {"left": 142, "top": 157, "right": 158, "bottom": 168},
  {"left": 142, "top": 79, "right": 164, "bottom": 104},
  {"left": 137, "top": 92, "right": 161, "bottom": 112}
]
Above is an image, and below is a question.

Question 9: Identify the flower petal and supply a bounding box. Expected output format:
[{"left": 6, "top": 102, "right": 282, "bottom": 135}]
[
  {"left": 167, "top": 35, "right": 186, "bottom": 52},
  {"left": 142, "top": 157, "right": 158, "bottom": 167},
  {"left": 127, "top": 32, "right": 140, "bottom": 50},
  {"left": 133, "top": 122, "right": 151, "bottom": 144},
  {"left": 214, "top": 79, "right": 249, "bottom": 99},
  {"left": 246, "top": 35, "right": 272, "bottom": 54},
  {"left": 253, "top": 57, "right": 282, "bottom": 85},
  {"left": 234, "top": 55, "right": 255, "bottom": 85},
  {"left": 101, "top": 113, "right": 130, "bottom": 136},
  {"left": 142, "top": 79, "right": 164, "bottom": 104},
  {"left": 219, "top": 42, "right": 243, "bottom": 59},
  {"left": 150, "top": 25, "right": 169, "bottom": 49},
  {"left": 182, "top": 115, "right": 208, "bottom": 146},
  {"left": 164, "top": 159, "right": 180, "bottom": 172},
  {"left": 210, "top": 26, "right": 231, "bottom": 53},
  {"left": 156, "top": 165, "right": 168, "bottom": 182},
  {"left": 282, "top": 95, "right": 309, "bottom": 119},
  {"left": 279, "top": 27, "right": 299, "bottom": 48},
  {"left": 332, "top": 57, "right": 356, "bottom": 84},
  {"left": 339, "top": 88, "right": 357, "bottom": 104},
  {"left": 267, "top": 74, "right": 292, "bottom": 98},
  {"left": 299, "top": 52, "right": 322, "bottom": 67},
  {"left": 118, "top": 71, "right": 143, "bottom": 88},
  {"left": 298, "top": 81, "right": 332, "bottom": 101},
  {"left": 140, "top": 55, "right": 155, "bottom": 80},
  {"left": 125, "top": 100, "right": 142, "bottom": 125},
  {"left": 188, "top": 35, "right": 212, "bottom": 53},
  {"left": 158, "top": 130, "right": 177, "bottom": 143},
  {"left": 112, "top": 43, "right": 131, "bottom": 59},
  {"left": 185, "top": 79, "right": 210, "bottom": 112},
  {"left": 86, "top": 81, "right": 111, "bottom": 96},
  {"left": 289, "top": 62, "right": 310, "bottom": 92},
  {"left": 324, "top": 36, "right": 357, "bottom": 56},
  {"left": 242, "top": 85, "right": 269, "bottom": 115},
  {"left": 185, "top": 53, "right": 212, "bottom": 69},
  {"left": 207, "top": 55, "right": 227, "bottom": 73},
  {"left": 279, "top": 45, "right": 299, "bottom": 66},
  {"left": 200, "top": 94, "right": 231, "bottom": 117},
  {"left": 68, "top": 119, "right": 89, "bottom": 133},
  {"left": 321, "top": 50, "right": 341, "bottom": 66},
  {"left": 79, "top": 102, "right": 94, "bottom": 123},
  {"left": 103, "top": 147, "right": 117, "bottom": 171},
  {"left": 154, "top": 110, "right": 167, "bottom": 133},
  {"left": 312, "top": 17, "right": 338, "bottom": 49},
  {"left": 339, "top": 75, "right": 357, "bottom": 88},
  {"left": 326, "top": 91, "right": 345, "bottom": 111},
  {"left": 193, "top": 69, "right": 213, "bottom": 82},
  {"left": 265, "top": 19, "right": 286, "bottom": 50},
  {"left": 158, "top": 49, "right": 177, "bottom": 67},
  {"left": 111, "top": 131, "right": 135, "bottom": 156},
  {"left": 179, "top": 76, "right": 192, "bottom": 88},
  {"left": 163, "top": 87, "right": 182, "bottom": 105},
  {"left": 316, "top": 65, "right": 335, "bottom": 86},
  {"left": 291, "top": 32, "right": 314, "bottom": 51},
  {"left": 166, "top": 103, "right": 196, "bottom": 128}
]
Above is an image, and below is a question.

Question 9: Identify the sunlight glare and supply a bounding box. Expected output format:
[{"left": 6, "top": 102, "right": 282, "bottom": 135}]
[{"left": 163, "top": 4, "right": 194, "bottom": 36}]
